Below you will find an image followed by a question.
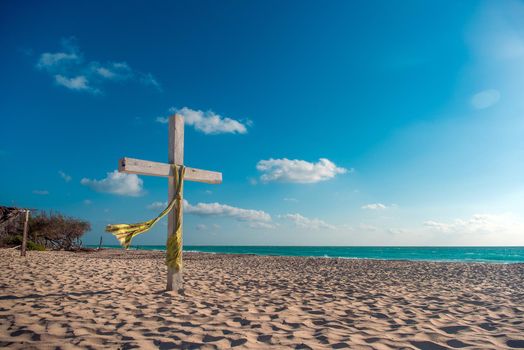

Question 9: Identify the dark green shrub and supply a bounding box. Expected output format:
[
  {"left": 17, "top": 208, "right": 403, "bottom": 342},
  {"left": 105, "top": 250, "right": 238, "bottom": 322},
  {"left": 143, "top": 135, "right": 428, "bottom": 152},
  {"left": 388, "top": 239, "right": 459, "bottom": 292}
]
[
  {"left": 2, "top": 235, "right": 45, "bottom": 251},
  {"left": 26, "top": 241, "right": 45, "bottom": 251},
  {"left": 4, "top": 235, "right": 23, "bottom": 246}
]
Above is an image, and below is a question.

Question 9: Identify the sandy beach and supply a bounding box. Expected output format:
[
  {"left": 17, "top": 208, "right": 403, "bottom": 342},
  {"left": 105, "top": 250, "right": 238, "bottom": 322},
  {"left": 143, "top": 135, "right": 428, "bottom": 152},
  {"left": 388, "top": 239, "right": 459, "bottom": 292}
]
[{"left": 1, "top": 249, "right": 523, "bottom": 349}]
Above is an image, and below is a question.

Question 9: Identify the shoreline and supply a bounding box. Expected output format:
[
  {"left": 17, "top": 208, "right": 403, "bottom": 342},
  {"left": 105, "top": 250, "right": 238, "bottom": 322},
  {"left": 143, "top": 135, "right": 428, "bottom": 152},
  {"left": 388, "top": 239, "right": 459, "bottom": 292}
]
[
  {"left": 184, "top": 250, "right": 524, "bottom": 265},
  {"left": 86, "top": 245, "right": 524, "bottom": 264}
]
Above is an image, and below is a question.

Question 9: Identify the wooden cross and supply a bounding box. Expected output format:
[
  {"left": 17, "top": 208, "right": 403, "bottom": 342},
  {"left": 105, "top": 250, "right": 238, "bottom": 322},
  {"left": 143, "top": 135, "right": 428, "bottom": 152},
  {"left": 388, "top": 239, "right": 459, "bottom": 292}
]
[{"left": 118, "top": 114, "right": 222, "bottom": 291}]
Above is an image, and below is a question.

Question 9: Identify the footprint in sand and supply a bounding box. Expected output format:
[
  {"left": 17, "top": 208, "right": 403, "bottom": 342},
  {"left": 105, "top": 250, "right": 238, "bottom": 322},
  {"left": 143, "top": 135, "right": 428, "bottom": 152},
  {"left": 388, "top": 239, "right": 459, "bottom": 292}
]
[
  {"left": 202, "top": 334, "right": 225, "bottom": 342},
  {"left": 507, "top": 340, "right": 524, "bottom": 349},
  {"left": 439, "top": 325, "right": 469, "bottom": 334},
  {"left": 256, "top": 334, "right": 272, "bottom": 343},
  {"left": 410, "top": 340, "right": 448, "bottom": 350},
  {"left": 230, "top": 338, "right": 248, "bottom": 347},
  {"left": 364, "top": 337, "right": 380, "bottom": 344},
  {"left": 447, "top": 339, "right": 472, "bottom": 348},
  {"left": 371, "top": 312, "right": 389, "bottom": 319},
  {"left": 478, "top": 322, "right": 497, "bottom": 331}
]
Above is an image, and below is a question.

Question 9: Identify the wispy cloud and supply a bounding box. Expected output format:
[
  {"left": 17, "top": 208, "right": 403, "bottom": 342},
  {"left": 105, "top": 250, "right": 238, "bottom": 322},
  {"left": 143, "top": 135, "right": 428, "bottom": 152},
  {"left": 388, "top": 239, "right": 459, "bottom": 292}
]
[
  {"left": 83, "top": 199, "right": 93, "bottom": 205},
  {"left": 257, "top": 158, "right": 348, "bottom": 183},
  {"left": 148, "top": 199, "right": 272, "bottom": 225},
  {"left": 54, "top": 75, "right": 98, "bottom": 93},
  {"left": 33, "top": 190, "right": 49, "bottom": 195},
  {"left": 155, "top": 116, "right": 169, "bottom": 124},
  {"left": 471, "top": 89, "right": 501, "bottom": 109},
  {"left": 196, "top": 224, "right": 207, "bottom": 231},
  {"left": 37, "top": 50, "right": 79, "bottom": 69},
  {"left": 36, "top": 38, "right": 160, "bottom": 94},
  {"left": 283, "top": 197, "right": 298, "bottom": 202},
  {"left": 279, "top": 213, "right": 336, "bottom": 230},
  {"left": 184, "top": 200, "right": 271, "bottom": 222},
  {"left": 424, "top": 213, "right": 521, "bottom": 234},
  {"left": 387, "top": 228, "right": 408, "bottom": 235},
  {"left": 248, "top": 222, "right": 276, "bottom": 229},
  {"left": 361, "top": 203, "right": 387, "bottom": 210},
  {"left": 58, "top": 170, "right": 72, "bottom": 182},
  {"left": 162, "top": 107, "right": 249, "bottom": 134},
  {"left": 81, "top": 170, "right": 144, "bottom": 196},
  {"left": 147, "top": 201, "right": 166, "bottom": 210},
  {"left": 140, "top": 73, "right": 161, "bottom": 90},
  {"left": 359, "top": 223, "right": 378, "bottom": 231}
]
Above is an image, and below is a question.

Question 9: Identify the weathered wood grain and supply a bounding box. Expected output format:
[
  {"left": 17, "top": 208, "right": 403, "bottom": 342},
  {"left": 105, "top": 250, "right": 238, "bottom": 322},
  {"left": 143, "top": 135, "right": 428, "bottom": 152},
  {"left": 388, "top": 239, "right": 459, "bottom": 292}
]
[
  {"left": 167, "top": 115, "right": 184, "bottom": 292},
  {"left": 119, "top": 157, "right": 222, "bottom": 184},
  {"left": 20, "top": 210, "right": 29, "bottom": 257}
]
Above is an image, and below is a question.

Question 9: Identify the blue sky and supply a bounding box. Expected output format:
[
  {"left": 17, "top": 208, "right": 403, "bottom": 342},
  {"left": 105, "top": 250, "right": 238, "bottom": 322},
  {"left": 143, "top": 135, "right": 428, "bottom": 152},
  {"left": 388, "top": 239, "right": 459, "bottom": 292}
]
[{"left": 1, "top": 0, "right": 523, "bottom": 246}]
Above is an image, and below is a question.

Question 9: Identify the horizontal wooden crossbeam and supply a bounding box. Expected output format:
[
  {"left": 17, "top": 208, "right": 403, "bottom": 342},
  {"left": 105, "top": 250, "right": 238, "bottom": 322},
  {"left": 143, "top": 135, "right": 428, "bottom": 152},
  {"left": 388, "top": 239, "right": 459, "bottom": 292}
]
[{"left": 119, "top": 157, "right": 222, "bottom": 184}]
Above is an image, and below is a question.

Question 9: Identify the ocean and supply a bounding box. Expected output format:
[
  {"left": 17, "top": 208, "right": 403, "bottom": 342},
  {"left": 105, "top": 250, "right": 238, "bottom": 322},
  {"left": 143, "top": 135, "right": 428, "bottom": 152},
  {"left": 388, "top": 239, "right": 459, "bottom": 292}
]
[{"left": 91, "top": 245, "right": 524, "bottom": 263}]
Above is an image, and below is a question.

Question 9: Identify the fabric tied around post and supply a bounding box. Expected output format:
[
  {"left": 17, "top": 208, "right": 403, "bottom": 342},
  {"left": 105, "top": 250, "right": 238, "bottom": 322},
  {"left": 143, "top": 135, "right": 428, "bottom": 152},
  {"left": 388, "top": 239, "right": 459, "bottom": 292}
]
[{"left": 106, "top": 165, "right": 185, "bottom": 270}]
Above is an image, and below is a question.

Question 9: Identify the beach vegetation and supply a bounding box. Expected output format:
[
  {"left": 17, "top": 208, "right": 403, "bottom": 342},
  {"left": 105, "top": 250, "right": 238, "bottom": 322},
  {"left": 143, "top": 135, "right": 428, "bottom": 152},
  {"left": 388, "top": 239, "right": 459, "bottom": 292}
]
[
  {"left": 1, "top": 209, "right": 91, "bottom": 251},
  {"left": 2, "top": 235, "right": 46, "bottom": 251},
  {"left": 29, "top": 211, "right": 91, "bottom": 251}
]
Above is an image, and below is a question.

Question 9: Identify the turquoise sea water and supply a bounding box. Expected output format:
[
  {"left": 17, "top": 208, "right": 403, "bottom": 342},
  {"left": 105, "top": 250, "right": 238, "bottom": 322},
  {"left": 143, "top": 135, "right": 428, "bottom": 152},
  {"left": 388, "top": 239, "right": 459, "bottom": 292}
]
[{"left": 91, "top": 245, "right": 524, "bottom": 263}]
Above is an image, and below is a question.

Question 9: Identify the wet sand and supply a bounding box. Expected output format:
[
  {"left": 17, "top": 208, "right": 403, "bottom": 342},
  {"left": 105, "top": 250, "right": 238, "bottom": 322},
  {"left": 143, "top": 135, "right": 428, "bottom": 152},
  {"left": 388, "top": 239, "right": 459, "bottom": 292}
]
[{"left": 1, "top": 248, "right": 523, "bottom": 349}]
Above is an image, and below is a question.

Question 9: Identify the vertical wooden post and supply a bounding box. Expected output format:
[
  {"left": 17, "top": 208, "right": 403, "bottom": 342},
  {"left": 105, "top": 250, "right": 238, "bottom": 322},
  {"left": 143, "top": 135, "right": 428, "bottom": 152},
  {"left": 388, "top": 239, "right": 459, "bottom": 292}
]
[
  {"left": 20, "top": 210, "right": 30, "bottom": 257},
  {"left": 98, "top": 236, "right": 103, "bottom": 250},
  {"left": 166, "top": 115, "right": 184, "bottom": 291}
]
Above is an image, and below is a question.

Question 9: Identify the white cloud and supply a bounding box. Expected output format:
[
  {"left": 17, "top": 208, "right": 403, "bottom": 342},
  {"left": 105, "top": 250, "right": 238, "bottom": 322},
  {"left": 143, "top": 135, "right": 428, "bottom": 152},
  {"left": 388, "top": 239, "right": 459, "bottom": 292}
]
[
  {"left": 168, "top": 107, "right": 249, "bottom": 134},
  {"left": 81, "top": 170, "right": 144, "bottom": 196},
  {"left": 196, "top": 224, "right": 207, "bottom": 231},
  {"left": 257, "top": 158, "right": 348, "bottom": 183},
  {"left": 424, "top": 213, "right": 520, "bottom": 234},
  {"left": 359, "top": 223, "right": 378, "bottom": 231},
  {"left": 37, "top": 51, "right": 79, "bottom": 70},
  {"left": 32, "top": 190, "right": 49, "bottom": 195},
  {"left": 184, "top": 200, "right": 271, "bottom": 222},
  {"left": 387, "top": 228, "right": 408, "bottom": 235},
  {"left": 471, "top": 89, "right": 501, "bottom": 109},
  {"left": 92, "top": 62, "right": 132, "bottom": 80},
  {"left": 54, "top": 75, "right": 97, "bottom": 93},
  {"left": 96, "top": 67, "right": 115, "bottom": 79},
  {"left": 147, "top": 200, "right": 272, "bottom": 226},
  {"left": 155, "top": 116, "right": 169, "bottom": 124},
  {"left": 279, "top": 213, "right": 336, "bottom": 230},
  {"left": 283, "top": 197, "right": 298, "bottom": 202},
  {"left": 248, "top": 222, "right": 276, "bottom": 229},
  {"left": 36, "top": 38, "right": 160, "bottom": 93},
  {"left": 361, "top": 203, "right": 387, "bottom": 210},
  {"left": 83, "top": 199, "right": 92, "bottom": 205},
  {"left": 147, "top": 201, "right": 167, "bottom": 210},
  {"left": 140, "top": 73, "right": 162, "bottom": 90},
  {"left": 58, "top": 170, "right": 72, "bottom": 182}
]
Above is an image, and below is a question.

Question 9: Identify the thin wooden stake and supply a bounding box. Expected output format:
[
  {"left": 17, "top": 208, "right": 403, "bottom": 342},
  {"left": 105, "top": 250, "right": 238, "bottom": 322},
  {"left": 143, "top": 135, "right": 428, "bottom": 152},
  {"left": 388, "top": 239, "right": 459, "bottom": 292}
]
[{"left": 20, "top": 210, "right": 30, "bottom": 257}]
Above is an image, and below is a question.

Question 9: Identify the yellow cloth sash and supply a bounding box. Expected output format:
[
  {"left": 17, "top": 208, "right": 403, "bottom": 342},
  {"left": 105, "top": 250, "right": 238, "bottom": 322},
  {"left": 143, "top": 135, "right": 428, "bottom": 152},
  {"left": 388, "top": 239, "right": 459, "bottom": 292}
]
[{"left": 106, "top": 165, "right": 185, "bottom": 270}]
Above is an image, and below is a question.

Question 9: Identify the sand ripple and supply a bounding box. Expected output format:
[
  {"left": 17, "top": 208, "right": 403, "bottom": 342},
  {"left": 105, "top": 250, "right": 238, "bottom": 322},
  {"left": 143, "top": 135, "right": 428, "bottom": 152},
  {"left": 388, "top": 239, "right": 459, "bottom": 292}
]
[{"left": 1, "top": 249, "right": 523, "bottom": 349}]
